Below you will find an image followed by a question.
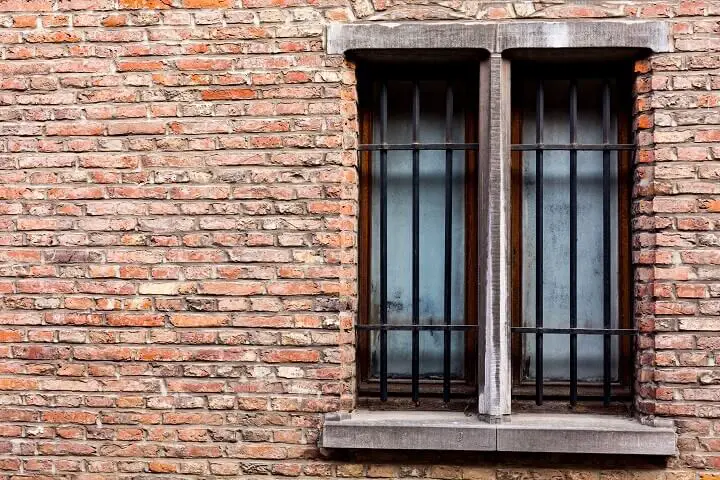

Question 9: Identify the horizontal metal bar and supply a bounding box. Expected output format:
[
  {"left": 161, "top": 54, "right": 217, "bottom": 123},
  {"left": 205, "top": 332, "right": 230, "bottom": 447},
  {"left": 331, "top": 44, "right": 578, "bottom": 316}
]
[
  {"left": 511, "top": 327, "right": 636, "bottom": 335},
  {"left": 511, "top": 144, "right": 634, "bottom": 151},
  {"left": 357, "top": 324, "right": 477, "bottom": 331},
  {"left": 359, "top": 143, "right": 479, "bottom": 151}
]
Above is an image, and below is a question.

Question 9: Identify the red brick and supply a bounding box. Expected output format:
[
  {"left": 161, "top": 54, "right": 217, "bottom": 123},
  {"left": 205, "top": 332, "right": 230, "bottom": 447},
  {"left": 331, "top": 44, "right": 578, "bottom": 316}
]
[
  {"left": 25, "top": 31, "right": 81, "bottom": 42},
  {"left": 0, "top": 378, "right": 38, "bottom": 390},
  {"left": 175, "top": 58, "right": 233, "bottom": 70},
  {"left": 169, "top": 314, "right": 230, "bottom": 327},
  {"left": 201, "top": 88, "right": 255, "bottom": 100},
  {"left": 41, "top": 411, "right": 97, "bottom": 424},
  {"left": 0, "top": 0, "right": 52, "bottom": 10},
  {"left": 107, "top": 313, "right": 165, "bottom": 327},
  {"left": 117, "top": 60, "right": 165, "bottom": 72},
  {"left": 696, "top": 130, "right": 720, "bottom": 142},
  {"left": 46, "top": 122, "right": 104, "bottom": 136},
  {"left": 119, "top": 0, "right": 171, "bottom": 7}
]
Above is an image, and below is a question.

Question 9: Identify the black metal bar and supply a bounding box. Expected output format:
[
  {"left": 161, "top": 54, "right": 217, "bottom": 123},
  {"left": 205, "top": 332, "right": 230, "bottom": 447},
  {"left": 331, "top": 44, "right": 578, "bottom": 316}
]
[
  {"left": 443, "top": 82, "right": 453, "bottom": 403},
  {"left": 379, "top": 80, "right": 388, "bottom": 402},
  {"left": 411, "top": 81, "right": 420, "bottom": 403},
  {"left": 569, "top": 80, "right": 578, "bottom": 407},
  {"left": 602, "top": 79, "right": 612, "bottom": 406},
  {"left": 359, "top": 143, "right": 479, "bottom": 151},
  {"left": 535, "top": 79, "right": 544, "bottom": 406},
  {"left": 362, "top": 143, "right": 634, "bottom": 152},
  {"left": 512, "top": 327, "right": 635, "bottom": 335},
  {"left": 511, "top": 144, "right": 634, "bottom": 151}
]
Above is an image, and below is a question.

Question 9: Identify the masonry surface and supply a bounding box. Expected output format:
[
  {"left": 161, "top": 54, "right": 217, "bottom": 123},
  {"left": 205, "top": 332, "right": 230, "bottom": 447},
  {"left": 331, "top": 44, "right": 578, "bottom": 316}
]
[{"left": 0, "top": 0, "right": 718, "bottom": 479}]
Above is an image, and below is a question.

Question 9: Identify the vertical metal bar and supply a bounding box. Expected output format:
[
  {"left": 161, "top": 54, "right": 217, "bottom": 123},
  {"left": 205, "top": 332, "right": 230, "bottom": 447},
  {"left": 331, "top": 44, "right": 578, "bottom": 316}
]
[
  {"left": 535, "top": 79, "right": 544, "bottom": 406},
  {"left": 411, "top": 81, "right": 420, "bottom": 403},
  {"left": 379, "top": 80, "right": 389, "bottom": 402},
  {"left": 602, "top": 79, "right": 612, "bottom": 406},
  {"left": 569, "top": 80, "right": 578, "bottom": 407},
  {"left": 443, "top": 81, "right": 453, "bottom": 403}
]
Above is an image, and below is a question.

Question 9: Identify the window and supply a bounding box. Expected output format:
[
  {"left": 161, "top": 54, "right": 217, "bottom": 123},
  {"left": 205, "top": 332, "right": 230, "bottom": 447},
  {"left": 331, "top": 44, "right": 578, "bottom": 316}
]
[
  {"left": 325, "top": 20, "right": 678, "bottom": 456},
  {"left": 510, "top": 62, "right": 634, "bottom": 406},
  {"left": 356, "top": 63, "right": 479, "bottom": 404},
  {"left": 357, "top": 60, "right": 635, "bottom": 408}
]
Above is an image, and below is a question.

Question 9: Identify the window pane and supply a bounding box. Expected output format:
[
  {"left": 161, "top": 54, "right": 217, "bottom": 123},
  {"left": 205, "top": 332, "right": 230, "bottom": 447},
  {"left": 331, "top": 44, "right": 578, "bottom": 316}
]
[
  {"left": 519, "top": 78, "right": 621, "bottom": 383},
  {"left": 368, "top": 79, "right": 467, "bottom": 380}
]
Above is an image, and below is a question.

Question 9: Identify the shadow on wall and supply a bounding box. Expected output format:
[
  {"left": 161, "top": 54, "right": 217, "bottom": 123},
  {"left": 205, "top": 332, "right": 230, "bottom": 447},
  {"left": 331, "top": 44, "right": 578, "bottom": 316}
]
[{"left": 323, "top": 448, "right": 670, "bottom": 471}]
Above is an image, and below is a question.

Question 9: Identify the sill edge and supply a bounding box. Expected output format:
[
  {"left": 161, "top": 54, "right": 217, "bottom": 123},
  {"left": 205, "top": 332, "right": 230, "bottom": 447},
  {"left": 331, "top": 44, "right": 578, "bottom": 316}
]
[{"left": 322, "top": 410, "right": 677, "bottom": 456}]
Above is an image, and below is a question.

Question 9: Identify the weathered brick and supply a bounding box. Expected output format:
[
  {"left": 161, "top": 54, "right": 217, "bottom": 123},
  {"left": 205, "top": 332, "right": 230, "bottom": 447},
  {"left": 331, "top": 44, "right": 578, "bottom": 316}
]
[{"left": 0, "top": 3, "right": 714, "bottom": 478}]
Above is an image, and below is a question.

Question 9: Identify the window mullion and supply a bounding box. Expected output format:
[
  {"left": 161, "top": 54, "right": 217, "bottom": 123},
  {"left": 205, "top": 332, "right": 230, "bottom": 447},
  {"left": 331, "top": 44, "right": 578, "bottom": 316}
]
[{"left": 478, "top": 54, "right": 512, "bottom": 418}]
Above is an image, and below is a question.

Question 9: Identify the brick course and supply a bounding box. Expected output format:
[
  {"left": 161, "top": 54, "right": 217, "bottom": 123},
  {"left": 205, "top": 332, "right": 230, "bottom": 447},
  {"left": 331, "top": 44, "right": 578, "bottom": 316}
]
[{"left": 0, "top": 0, "right": 718, "bottom": 478}]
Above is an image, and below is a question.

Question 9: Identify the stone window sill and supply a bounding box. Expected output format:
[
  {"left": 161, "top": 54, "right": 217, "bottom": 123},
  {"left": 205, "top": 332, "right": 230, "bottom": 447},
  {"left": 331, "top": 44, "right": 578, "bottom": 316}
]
[{"left": 322, "top": 410, "right": 676, "bottom": 456}]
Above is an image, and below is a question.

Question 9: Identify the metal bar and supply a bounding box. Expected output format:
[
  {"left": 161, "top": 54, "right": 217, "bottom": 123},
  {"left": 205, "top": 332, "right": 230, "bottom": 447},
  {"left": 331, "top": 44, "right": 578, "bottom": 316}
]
[
  {"left": 535, "top": 79, "right": 544, "bottom": 406},
  {"left": 569, "top": 80, "right": 578, "bottom": 407},
  {"left": 359, "top": 143, "right": 479, "bottom": 151},
  {"left": 602, "top": 79, "right": 612, "bottom": 406},
  {"left": 362, "top": 142, "right": 634, "bottom": 152},
  {"left": 511, "top": 144, "right": 634, "bottom": 151},
  {"left": 411, "top": 80, "right": 420, "bottom": 403},
  {"left": 358, "top": 324, "right": 478, "bottom": 331},
  {"left": 511, "top": 327, "right": 635, "bottom": 335},
  {"left": 443, "top": 81, "right": 453, "bottom": 403},
  {"left": 379, "top": 80, "right": 388, "bottom": 402}
]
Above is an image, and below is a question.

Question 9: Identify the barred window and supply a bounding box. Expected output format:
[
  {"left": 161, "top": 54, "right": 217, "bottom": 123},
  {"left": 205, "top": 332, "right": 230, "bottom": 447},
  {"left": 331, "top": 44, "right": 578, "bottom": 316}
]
[
  {"left": 510, "top": 62, "right": 634, "bottom": 406},
  {"left": 356, "top": 63, "right": 479, "bottom": 405},
  {"left": 356, "top": 59, "right": 634, "bottom": 408}
]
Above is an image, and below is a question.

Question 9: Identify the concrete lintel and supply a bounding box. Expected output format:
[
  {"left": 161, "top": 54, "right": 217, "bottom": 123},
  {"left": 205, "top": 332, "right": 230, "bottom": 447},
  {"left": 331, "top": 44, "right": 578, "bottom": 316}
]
[
  {"left": 326, "top": 21, "right": 672, "bottom": 55},
  {"left": 497, "top": 21, "right": 672, "bottom": 52},
  {"left": 326, "top": 22, "right": 496, "bottom": 55},
  {"left": 322, "top": 411, "right": 677, "bottom": 455}
]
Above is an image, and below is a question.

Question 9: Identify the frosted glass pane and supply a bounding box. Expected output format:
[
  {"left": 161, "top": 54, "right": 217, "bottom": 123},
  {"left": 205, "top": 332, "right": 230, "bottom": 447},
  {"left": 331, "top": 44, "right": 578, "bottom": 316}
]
[
  {"left": 520, "top": 79, "right": 621, "bottom": 383},
  {"left": 368, "top": 79, "right": 467, "bottom": 380}
]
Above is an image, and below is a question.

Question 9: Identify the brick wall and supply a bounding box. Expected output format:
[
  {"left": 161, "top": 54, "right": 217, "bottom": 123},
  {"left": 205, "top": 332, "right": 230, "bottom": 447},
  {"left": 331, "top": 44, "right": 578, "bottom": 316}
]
[{"left": 0, "top": 0, "right": 718, "bottom": 478}]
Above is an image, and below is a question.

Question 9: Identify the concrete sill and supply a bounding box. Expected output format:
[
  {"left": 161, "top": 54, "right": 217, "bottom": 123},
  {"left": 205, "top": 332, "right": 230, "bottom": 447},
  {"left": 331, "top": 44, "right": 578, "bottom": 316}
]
[{"left": 322, "top": 411, "right": 677, "bottom": 456}]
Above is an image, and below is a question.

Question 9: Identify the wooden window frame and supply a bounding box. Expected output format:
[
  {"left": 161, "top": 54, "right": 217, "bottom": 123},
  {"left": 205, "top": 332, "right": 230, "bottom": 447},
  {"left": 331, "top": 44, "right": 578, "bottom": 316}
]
[
  {"left": 356, "top": 63, "right": 480, "bottom": 401},
  {"left": 509, "top": 61, "right": 635, "bottom": 402}
]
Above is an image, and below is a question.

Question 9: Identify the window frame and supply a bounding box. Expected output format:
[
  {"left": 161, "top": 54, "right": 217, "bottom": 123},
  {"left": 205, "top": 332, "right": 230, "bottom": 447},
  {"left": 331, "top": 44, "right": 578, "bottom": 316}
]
[
  {"left": 328, "top": 19, "right": 674, "bottom": 419},
  {"left": 355, "top": 63, "right": 481, "bottom": 402},
  {"left": 354, "top": 57, "right": 640, "bottom": 413},
  {"left": 509, "top": 61, "right": 636, "bottom": 403}
]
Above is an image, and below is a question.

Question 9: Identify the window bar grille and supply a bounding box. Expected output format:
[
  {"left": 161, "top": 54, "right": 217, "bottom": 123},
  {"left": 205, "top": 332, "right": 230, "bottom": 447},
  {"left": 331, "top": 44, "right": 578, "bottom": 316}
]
[
  {"left": 535, "top": 79, "right": 544, "bottom": 406},
  {"left": 379, "top": 80, "right": 388, "bottom": 402},
  {"left": 443, "top": 82, "right": 454, "bottom": 403},
  {"left": 359, "top": 74, "right": 479, "bottom": 401},
  {"left": 411, "top": 81, "right": 421, "bottom": 403},
  {"left": 510, "top": 74, "right": 636, "bottom": 406},
  {"left": 510, "top": 144, "right": 633, "bottom": 151},
  {"left": 602, "top": 79, "right": 612, "bottom": 406},
  {"left": 569, "top": 80, "right": 578, "bottom": 407}
]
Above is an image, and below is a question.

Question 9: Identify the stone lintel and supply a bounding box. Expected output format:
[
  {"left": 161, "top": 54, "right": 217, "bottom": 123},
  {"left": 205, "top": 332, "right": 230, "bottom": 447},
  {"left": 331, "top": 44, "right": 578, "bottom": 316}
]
[
  {"left": 326, "top": 21, "right": 672, "bottom": 55},
  {"left": 322, "top": 411, "right": 677, "bottom": 456}
]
